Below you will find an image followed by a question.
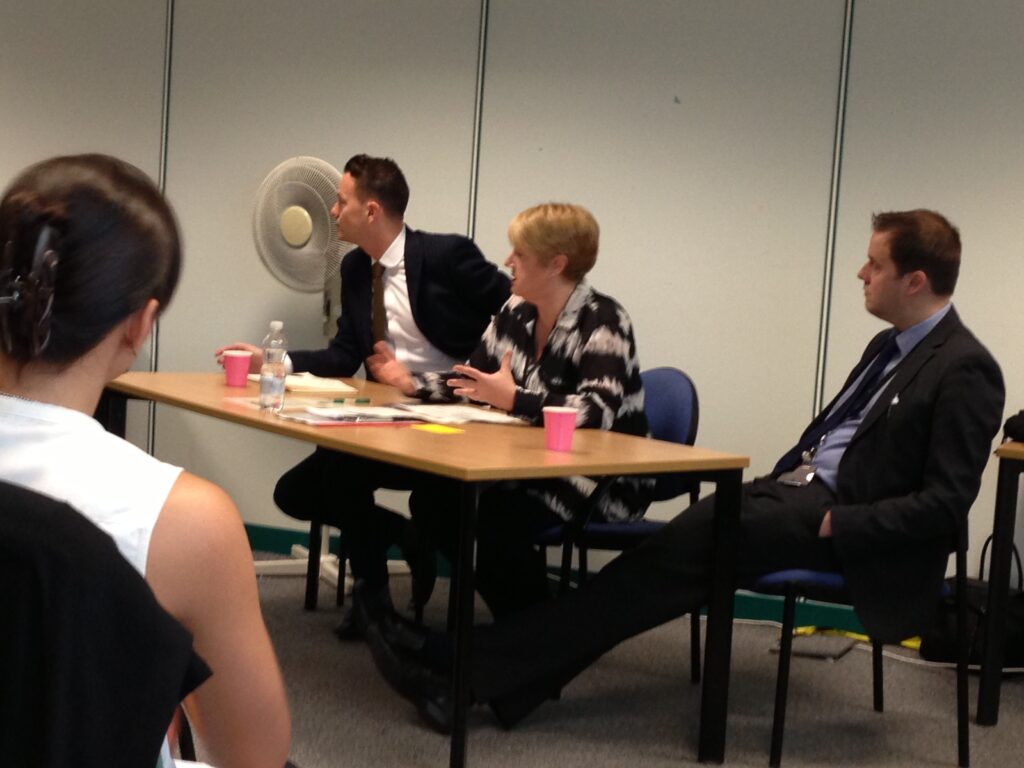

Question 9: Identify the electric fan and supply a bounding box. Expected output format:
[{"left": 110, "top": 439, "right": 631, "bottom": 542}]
[
  {"left": 251, "top": 156, "right": 355, "bottom": 335},
  {"left": 249, "top": 157, "right": 355, "bottom": 587}
]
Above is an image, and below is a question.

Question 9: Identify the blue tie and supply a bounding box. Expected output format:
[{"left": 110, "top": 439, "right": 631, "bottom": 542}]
[{"left": 773, "top": 331, "right": 901, "bottom": 475}]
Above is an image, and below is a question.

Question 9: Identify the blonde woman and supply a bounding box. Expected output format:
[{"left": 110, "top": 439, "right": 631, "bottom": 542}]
[{"left": 369, "top": 203, "right": 652, "bottom": 620}]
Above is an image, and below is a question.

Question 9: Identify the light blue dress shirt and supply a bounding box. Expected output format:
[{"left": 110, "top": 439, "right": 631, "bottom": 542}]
[{"left": 813, "top": 303, "right": 952, "bottom": 490}]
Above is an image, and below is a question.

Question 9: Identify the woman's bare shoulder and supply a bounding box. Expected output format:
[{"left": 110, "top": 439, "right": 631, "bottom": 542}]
[{"left": 146, "top": 472, "right": 253, "bottom": 619}]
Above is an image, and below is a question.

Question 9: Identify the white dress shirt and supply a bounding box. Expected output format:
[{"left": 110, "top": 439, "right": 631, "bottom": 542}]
[{"left": 375, "top": 226, "right": 462, "bottom": 373}]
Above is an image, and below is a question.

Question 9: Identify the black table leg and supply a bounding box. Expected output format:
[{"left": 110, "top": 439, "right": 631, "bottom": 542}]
[
  {"left": 977, "top": 456, "right": 1022, "bottom": 725},
  {"left": 95, "top": 388, "right": 128, "bottom": 437},
  {"left": 304, "top": 523, "right": 323, "bottom": 611},
  {"left": 698, "top": 468, "right": 742, "bottom": 764},
  {"left": 450, "top": 482, "right": 478, "bottom": 768}
]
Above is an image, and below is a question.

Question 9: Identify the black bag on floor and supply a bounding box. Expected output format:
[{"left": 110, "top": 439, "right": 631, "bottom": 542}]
[{"left": 919, "top": 536, "right": 1024, "bottom": 667}]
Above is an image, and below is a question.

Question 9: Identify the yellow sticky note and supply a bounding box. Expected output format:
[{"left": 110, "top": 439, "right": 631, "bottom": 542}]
[{"left": 411, "top": 423, "right": 464, "bottom": 435}]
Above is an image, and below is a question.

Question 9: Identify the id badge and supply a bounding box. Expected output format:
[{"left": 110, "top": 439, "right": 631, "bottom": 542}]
[{"left": 777, "top": 464, "right": 816, "bottom": 487}]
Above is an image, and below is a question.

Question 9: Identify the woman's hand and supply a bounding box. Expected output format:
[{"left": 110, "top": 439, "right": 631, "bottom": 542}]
[
  {"left": 367, "top": 342, "right": 416, "bottom": 396},
  {"left": 449, "top": 351, "right": 515, "bottom": 412}
]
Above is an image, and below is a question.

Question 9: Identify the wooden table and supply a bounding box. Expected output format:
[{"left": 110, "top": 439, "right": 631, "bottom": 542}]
[
  {"left": 100, "top": 372, "right": 749, "bottom": 766},
  {"left": 976, "top": 440, "right": 1024, "bottom": 725}
]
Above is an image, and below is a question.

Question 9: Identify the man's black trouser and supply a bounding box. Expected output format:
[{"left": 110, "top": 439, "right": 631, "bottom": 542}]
[
  {"left": 274, "top": 447, "right": 428, "bottom": 591},
  {"left": 411, "top": 479, "right": 563, "bottom": 622},
  {"left": 471, "top": 477, "right": 842, "bottom": 704}
]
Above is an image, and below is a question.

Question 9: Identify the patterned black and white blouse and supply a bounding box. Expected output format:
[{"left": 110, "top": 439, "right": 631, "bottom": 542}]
[{"left": 412, "top": 281, "right": 653, "bottom": 523}]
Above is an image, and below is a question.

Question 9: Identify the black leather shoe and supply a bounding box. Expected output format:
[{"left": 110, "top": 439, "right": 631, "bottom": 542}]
[
  {"left": 489, "top": 683, "right": 552, "bottom": 729},
  {"left": 415, "top": 682, "right": 454, "bottom": 734},
  {"left": 379, "top": 610, "right": 430, "bottom": 655},
  {"left": 332, "top": 604, "right": 362, "bottom": 641},
  {"left": 333, "top": 580, "right": 393, "bottom": 642},
  {"left": 365, "top": 620, "right": 455, "bottom": 734},
  {"left": 378, "top": 613, "right": 456, "bottom": 674}
]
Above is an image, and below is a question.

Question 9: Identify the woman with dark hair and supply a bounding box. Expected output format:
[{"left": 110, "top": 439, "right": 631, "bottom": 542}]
[{"left": 0, "top": 155, "right": 290, "bottom": 767}]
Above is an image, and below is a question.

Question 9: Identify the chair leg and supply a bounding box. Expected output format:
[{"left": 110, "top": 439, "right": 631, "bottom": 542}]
[
  {"left": 955, "top": 521, "right": 970, "bottom": 767},
  {"left": 689, "top": 610, "right": 702, "bottom": 684},
  {"left": 559, "top": 539, "right": 574, "bottom": 596},
  {"left": 304, "top": 522, "right": 322, "bottom": 611},
  {"left": 335, "top": 534, "right": 347, "bottom": 607},
  {"left": 446, "top": 565, "right": 459, "bottom": 633},
  {"left": 871, "top": 641, "right": 884, "bottom": 712},
  {"left": 578, "top": 544, "right": 588, "bottom": 584},
  {"left": 770, "top": 585, "right": 797, "bottom": 768}
]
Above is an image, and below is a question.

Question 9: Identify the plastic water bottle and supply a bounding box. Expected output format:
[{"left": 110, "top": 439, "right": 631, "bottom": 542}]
[{"left": 259, "top": 320, "right": 287, "bottom": 412}]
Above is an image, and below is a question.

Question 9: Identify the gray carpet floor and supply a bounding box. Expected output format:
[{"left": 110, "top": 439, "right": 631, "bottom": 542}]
[{"left": 253, "top": 570, "right": 1024, "bottom": 768}]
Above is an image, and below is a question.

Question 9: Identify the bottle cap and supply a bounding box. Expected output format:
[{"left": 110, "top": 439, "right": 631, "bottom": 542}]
[{"left": 270, "top": 320, "right": 283, "bottom": 331}]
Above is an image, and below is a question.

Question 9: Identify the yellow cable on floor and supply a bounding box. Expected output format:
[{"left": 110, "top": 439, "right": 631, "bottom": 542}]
[{"left": 792, "top": 625, "right": 920, "bottom": 649}]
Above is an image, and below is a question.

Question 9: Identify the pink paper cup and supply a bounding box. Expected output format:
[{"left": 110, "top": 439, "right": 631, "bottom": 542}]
[
  {"left": 543, "top": 406, "right": 578, "bottom": 452},
  {"left": 222, "top": 350, "right": 253, "bottom": 387}
]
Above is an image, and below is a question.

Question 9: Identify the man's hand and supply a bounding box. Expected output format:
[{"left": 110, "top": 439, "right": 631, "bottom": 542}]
[
  {"left": 449, "top": 351, "right": 515, "bottom": 412},
  {"left": 366, "top": 342, "right": 415, "bottom": 396},
  {"left": 214, "top": 342, "right": 263, "bottom": 374},
  {"left": 818, "top": 510, "right": 833, "bottom": 538}
]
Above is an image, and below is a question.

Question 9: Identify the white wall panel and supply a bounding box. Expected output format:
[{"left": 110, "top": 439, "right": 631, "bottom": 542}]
[
  {"left": 6, "top": 1, "right": 1019, "bottom": 552},
  {"left": 0, "top": 0, "right": 169, "bottom": 449},
  {"left": 476, "top": 0, "right": 846, "bottom": 499},
  {"left": 157, "top": 1, "right": 483, "bottom": 527},
  {"left": 0, "top": 1, "right": 167, "bottom": 182},
  {"left": 831, "top": 0, "right": 1024, "bottom": 564}
]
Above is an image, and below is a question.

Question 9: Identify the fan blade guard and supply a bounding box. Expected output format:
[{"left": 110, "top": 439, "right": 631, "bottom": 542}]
[{"left": 251, "top": 156, "right": 353, "bottom": 292}]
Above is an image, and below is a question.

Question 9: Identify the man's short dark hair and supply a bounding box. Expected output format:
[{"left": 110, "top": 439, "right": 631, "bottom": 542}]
[
  {"left": 343, "top": 154, "right": 409, "bottom": 218},
  {"left": 872, "top": 209, "right": 961, "bottom": 296}
]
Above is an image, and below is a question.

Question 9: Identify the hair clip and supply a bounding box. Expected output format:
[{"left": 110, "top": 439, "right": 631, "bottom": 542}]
[
  {"left": 0, "top": 241, "right": 17, "bottom": 306},
  {"left": 0, "top": 283, "right": 21, "bottom": 306},
  {"left": 27, "top": 226, "right": 59, "bottom": 355},
  {"left": 0, "top": 226, "right": 61, "bottom": 356}
]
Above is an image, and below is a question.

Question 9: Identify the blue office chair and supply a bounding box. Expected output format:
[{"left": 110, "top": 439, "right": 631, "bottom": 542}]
[
  {"left": 536, "top": 366, "right": 704, "bottom": 680},
  {"left": 748, "top": 514, "right": 970, "bottom": 767}
]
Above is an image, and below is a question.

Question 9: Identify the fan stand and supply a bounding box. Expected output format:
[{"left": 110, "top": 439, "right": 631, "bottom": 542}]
[
  {"left": 252, "top": 526, "right": 410, "bottom": 596},
  {"left": 253, "top": 529, "right": 345, "bottom": 586}
]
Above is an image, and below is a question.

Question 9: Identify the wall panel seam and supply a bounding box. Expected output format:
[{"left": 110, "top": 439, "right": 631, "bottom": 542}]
[
  {"left": 813, "top": 0, "right": 856, "bottom": 417},
  {"left": 148, "top": 0, "right": 175, "bottom": 455},
  {"left": 466, "top": 0, "right": 490, "bottom": 239}
]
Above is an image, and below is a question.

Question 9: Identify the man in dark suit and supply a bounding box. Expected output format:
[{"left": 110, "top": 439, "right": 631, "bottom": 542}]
[
  {"left": 219, "top": 155, "right": 509, "bottom": 635},
  {"left": 369, "top": 208, "right": 1005, "bottom": 730}
]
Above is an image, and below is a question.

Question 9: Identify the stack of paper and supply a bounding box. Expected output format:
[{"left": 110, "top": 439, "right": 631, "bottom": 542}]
[
  {"left": 278, "top": 402, "right": 527, "bottom": 427},
  {"left": 279, "top": 405, "right": 415, "bottom": 426},
  {"left": 391, "top": 403, "right": 527, "bottom": 425},
  {"left": 247, "top": 372, "right": 357, "bottom": 394}
]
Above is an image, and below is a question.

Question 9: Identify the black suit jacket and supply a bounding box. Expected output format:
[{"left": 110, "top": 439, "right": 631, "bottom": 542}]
[
  {"left": 289, "top": 228, "right": 510, "bottom": 377},
  {"left": 797, "top": 307, "right": 1004, "bottom": 640}
]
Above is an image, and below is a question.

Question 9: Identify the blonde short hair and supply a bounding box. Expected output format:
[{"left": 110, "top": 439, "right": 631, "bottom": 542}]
[{"left": 507, "top": 203, "right": 598, "bottom": 282}]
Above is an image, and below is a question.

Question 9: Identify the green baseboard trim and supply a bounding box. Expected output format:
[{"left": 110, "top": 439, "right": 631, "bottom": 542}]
[
  {"left": 244, "top": 523, "right": 412, "bottom": 564},
  {"left": 734, "top": 590, "right": 864, "bottom": 634},
  {"left": 245, "top": 524, "right": 862, "bottom": 633},
  {"left": 245, "top": 524, "right": 316, "bottom": 554}
]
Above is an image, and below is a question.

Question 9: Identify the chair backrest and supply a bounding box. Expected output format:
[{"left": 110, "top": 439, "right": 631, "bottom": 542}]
[
  {"left": 0, "top": 481, "right": 209, "bottom": 768},
  {"left": 640, "top": 367, "right": 699, "bottom": 501}
]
